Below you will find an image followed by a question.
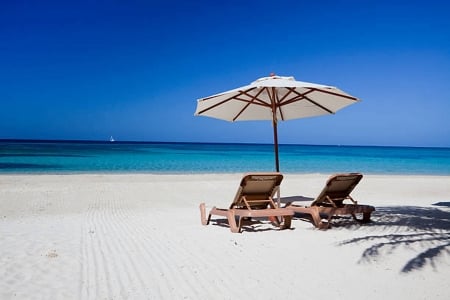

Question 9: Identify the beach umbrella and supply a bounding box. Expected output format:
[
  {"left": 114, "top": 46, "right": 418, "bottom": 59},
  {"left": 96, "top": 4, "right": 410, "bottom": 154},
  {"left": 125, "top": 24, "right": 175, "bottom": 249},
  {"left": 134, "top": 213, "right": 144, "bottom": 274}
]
[{"left": 194, "top": 74, "right": 360, "bottom": 172}]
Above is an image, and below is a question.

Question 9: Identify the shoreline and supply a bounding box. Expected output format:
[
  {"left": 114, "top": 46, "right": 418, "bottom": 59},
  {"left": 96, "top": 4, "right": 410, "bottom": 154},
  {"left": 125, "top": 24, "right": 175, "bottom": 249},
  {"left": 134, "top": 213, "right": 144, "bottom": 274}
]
[{"left": 1, "top": 173, "right": 449, "bottom": 299}]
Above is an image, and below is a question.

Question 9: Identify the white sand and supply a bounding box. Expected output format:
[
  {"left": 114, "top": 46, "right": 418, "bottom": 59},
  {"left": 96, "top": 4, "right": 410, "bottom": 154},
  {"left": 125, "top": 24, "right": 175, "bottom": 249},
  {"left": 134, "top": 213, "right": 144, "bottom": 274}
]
[{"left": 1, "top": 174, "right": 449, "bottom": 299}]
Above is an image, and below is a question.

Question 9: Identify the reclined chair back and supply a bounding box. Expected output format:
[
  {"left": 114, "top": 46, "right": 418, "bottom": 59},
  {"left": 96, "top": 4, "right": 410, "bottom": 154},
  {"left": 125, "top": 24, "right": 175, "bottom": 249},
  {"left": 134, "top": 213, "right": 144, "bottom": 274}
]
[
  {"left": 230, "top": 173, "right": 283, "bottom": 209},
  {"left": 312, "top": 173, "right": 363, "bottom": 207}
]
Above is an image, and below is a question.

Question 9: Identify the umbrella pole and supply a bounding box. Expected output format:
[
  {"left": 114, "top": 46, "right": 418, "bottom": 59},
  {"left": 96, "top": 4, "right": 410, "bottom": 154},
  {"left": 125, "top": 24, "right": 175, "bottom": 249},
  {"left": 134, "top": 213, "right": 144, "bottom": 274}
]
[
  {"left": 270, "top": 87, "right": 281, "bottom": 207},
  {"left": 273, "top": 119, "right": 282, "bottom": 208},
  {"left": 273, "top": 119, "right": 280, "bottom": 172}
]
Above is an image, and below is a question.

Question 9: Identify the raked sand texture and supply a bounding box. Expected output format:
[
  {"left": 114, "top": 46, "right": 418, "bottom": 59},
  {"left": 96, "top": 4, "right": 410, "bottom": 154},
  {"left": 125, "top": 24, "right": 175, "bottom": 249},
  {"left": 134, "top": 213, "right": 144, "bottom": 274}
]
[{"left": 1, "top": 174, "right": 449, "bottom": 299}]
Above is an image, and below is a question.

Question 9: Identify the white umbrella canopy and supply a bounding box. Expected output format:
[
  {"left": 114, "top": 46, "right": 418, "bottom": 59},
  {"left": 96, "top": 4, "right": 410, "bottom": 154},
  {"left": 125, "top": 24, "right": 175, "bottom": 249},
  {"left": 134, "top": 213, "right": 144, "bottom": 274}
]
[{"left": 195, "top": 74, "right": 360, "bottom": 171}]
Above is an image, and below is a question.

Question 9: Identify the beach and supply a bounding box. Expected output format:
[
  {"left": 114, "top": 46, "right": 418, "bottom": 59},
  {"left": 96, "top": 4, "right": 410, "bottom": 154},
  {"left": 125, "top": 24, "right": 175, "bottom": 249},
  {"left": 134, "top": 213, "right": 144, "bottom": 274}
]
[{"left": 1, "top": 173, "right": 449, "bottom": 299}]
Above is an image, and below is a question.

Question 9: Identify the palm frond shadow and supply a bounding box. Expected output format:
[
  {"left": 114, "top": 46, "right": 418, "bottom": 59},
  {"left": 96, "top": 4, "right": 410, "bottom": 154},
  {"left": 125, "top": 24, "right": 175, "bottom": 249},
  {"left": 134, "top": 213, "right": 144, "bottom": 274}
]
[{"left": 339, "top": 205, "right": 450, "bottom": 273}]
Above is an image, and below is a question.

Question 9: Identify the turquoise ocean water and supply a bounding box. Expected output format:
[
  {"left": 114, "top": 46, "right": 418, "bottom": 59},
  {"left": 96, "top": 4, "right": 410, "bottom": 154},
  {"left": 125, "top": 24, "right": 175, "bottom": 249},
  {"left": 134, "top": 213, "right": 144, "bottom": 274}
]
[{"left": 1, "top": 140, "right": 450, "bottom": 175}]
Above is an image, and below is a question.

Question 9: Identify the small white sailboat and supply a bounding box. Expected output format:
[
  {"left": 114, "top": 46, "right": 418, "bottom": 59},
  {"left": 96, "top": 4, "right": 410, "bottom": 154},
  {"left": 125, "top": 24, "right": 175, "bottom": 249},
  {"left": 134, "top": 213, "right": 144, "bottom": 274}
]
[{"left": 110, "top": 136, "right": 115, "bottom": 142}]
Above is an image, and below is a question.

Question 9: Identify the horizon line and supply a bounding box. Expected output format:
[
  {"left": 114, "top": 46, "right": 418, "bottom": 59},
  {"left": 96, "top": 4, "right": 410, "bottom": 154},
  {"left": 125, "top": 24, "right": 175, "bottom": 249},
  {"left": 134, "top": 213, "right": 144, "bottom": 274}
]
[{"left": 0, "top": 138, "right": 448, "bottom": 149}]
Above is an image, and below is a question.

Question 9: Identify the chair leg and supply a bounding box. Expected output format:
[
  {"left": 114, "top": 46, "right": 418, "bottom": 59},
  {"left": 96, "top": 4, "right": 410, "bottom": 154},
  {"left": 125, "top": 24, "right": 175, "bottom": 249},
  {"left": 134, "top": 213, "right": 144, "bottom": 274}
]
[
  {"left": 351, "top": 212, "right": 372, "bottom": 223},
  {"left": 227, "top": 210, "right": 240, "bottom": 233},
  {"left": 269, "top": 216, "right": 281, "bottom": 226},
  {"left": 362, "top": 212, "right": 372, "bottom": 223},
  {"left": 281, "top": 215, "right": 292, "bottom": 230},
  {"left": 199, "top": 203, "right": 211, "bottom": 225},
  {"left": 311, "top": 207, "right": 331, "bottom": 230}
]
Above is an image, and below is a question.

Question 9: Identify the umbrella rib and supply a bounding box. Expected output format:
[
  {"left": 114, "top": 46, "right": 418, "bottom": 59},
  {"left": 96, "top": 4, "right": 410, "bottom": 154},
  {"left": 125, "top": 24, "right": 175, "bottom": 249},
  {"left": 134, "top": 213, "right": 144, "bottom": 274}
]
[
  {"left": 234, "top": 97, "right": 269, "bottom": 106},
  {"left": 196, "top": 87, "right": 258, "bottom": 115},
  {"left": 232, "top": 88, "right": 267, "bottom": 121},
  {"left": 240, "top": 89, "right": 271, "bottom": 106},
  {"left": 271, "top": 87, "right": 285, "bottom": 121},
  {"left": 310, "top": 87, "right": 359, "bottom": 101},
  {"left": 284, "top": 88, "right": 335, "bottom": 114},
  {"left": 278, "top": 88, "right": 314, "bottom": 106},
  {"left": 278, "top": 88, "right": 295, "bottom": 103},
  {"left": 275, "top": 88, "right": 294, "bottom": 120},
  {"left": 281, "top": 87, "right": 359, "bottom": 105},
  {"left": 303, "top": 95, "right": 335, "bottom": 114},
  {"left": 281, "top": 87, "right": 358, "bottom": 114}
]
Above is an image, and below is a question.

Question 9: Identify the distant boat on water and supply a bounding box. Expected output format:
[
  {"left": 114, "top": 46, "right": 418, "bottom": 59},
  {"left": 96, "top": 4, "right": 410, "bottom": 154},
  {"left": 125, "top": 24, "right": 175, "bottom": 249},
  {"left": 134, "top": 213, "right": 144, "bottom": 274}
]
[{"left": 110, "top": 136, "right": 115, "bottom": 142}]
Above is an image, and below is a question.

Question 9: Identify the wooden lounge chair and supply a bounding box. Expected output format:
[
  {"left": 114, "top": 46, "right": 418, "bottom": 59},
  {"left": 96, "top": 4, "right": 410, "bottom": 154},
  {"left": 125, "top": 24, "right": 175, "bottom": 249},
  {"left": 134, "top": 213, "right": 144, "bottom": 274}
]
[
  {"left": 199, "top": 173, "right": 294, "bottom": 233},
  {"left": 286, "top": 173, "right": 375, "bottom": 229}
]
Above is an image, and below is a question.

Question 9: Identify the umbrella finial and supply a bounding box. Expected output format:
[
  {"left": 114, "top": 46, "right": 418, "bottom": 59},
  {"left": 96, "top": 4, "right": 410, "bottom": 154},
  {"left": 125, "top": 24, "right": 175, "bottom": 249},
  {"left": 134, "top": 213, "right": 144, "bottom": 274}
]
[{"left": 270, "top": 72, "right": 276, "bottom": 77}]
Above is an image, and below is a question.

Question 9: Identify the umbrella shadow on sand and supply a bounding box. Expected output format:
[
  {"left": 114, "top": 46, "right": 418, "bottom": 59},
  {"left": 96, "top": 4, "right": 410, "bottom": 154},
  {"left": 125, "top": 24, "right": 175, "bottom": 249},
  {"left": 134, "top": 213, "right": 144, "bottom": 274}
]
[{"left": 336, "top": 203, "right": 450, "bottom": 273}]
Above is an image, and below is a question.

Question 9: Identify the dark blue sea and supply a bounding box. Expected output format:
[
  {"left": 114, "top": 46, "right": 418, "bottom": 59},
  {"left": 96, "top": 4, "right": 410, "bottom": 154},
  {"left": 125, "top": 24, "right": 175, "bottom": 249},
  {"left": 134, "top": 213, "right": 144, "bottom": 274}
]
[{"left": 1, "top": 140, "right": 450, "bottom": 175}]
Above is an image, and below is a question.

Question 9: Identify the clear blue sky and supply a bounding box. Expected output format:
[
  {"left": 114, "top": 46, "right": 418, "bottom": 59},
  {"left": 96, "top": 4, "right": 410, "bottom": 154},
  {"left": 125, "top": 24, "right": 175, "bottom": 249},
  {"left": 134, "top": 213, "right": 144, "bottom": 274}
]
[{"left": 1, "top": 0, "right": 449, "bottom": 147}]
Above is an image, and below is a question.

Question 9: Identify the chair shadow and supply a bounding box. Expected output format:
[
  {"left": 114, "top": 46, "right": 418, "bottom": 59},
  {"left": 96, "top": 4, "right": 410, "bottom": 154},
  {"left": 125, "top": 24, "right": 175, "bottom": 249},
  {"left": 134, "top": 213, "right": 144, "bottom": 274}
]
[
  {"left": 337, "top": 204, "right": 450, "bottom": 273},
  {"left": 209, "top": 217, "right": 290, "bottom": 233},
  {"left": 433, "top": 201, "right": 450, "bottom": 207},
  {"left": 281, "top": 195, "right": 351, "bottom": 226},
  {"left": 279, "top": 195, "right": 314, "bottom": 205}
]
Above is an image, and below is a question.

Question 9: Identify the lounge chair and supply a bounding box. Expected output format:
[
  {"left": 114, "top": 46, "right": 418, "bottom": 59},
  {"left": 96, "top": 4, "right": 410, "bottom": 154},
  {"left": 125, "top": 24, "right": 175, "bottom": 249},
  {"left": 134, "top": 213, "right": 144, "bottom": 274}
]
[
  {"left": 199, "top": 173, "right": 294, "bottom": 233},
  {"left": 285, "top": 173, "right": 375, "bottom": 229}
]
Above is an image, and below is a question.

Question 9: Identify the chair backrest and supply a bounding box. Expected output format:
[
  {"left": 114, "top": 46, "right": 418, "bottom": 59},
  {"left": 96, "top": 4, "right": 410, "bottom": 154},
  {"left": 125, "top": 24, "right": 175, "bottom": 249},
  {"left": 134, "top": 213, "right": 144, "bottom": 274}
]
[
  {"left": 311, "top": 173, "right": 363, "bottom": 206},
  {"left": 230, "top": 173, "right": 283, "bottom": 209}
]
